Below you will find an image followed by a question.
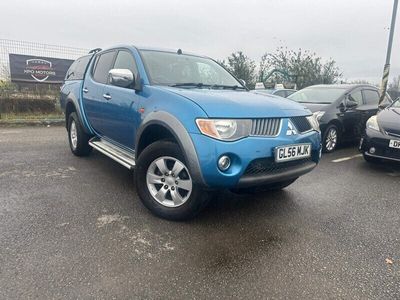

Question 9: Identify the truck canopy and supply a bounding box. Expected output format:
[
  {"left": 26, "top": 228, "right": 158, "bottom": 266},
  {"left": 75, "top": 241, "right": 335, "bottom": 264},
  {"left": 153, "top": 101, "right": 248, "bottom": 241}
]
[{"left": 65, "top": 54, "right": 92, "bottom": 81}]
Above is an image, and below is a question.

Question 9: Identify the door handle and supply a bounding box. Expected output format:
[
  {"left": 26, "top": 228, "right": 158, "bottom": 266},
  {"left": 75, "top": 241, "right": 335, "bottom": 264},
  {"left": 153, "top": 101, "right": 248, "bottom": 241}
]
[
  {"left": 103, "top": 93, "right": 112, "bottom": 100},
  {"left": 83, "top": 87, "right": 89, "bottom": 93}
]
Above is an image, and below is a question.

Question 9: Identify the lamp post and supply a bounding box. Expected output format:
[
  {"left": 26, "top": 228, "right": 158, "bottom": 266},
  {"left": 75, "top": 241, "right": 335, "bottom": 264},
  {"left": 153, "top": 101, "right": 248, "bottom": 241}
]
[{"left": 379, "top": 0, "right": 398, "bottom": 104}]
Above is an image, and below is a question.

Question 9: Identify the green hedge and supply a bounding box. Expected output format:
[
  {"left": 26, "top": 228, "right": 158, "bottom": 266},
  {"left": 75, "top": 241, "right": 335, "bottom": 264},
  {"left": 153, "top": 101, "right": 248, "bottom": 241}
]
[
  {"left": 0, "top": 80, "right": 60, "bottom": 114},
  {"left": 0, "top": 97, "right": 58, "bottom": 113}
]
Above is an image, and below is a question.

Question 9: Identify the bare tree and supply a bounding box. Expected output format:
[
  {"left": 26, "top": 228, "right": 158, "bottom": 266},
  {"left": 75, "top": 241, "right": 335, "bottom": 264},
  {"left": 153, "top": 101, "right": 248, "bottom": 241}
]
[
  {"left": 223, "top": 52, "right": 256, "bottom": 89},
  {"left": 388, "top": 75, "right": 400, "bottom": 90},
  {"left": 259, "top": 47, "right": 342, "bottom": 89}
]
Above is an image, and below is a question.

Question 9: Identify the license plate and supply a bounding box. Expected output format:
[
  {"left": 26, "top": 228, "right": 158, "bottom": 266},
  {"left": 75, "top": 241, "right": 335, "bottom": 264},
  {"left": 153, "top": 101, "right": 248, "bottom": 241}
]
[
  {"left": 275, "top": 144, "right": 311, "bottom": 162},
  {"left": 389, "top": 139, "right": 400, "bottom": 149}
]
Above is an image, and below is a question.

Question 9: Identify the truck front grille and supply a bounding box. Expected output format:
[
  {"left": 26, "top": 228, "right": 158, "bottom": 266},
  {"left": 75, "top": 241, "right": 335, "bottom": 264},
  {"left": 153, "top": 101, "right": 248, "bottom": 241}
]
[
  {"left": 290, "top": 116, "right": 312, "bottom": 133},
  {"left": 250, "top": 118, "right": 281, "bottom": 136}
]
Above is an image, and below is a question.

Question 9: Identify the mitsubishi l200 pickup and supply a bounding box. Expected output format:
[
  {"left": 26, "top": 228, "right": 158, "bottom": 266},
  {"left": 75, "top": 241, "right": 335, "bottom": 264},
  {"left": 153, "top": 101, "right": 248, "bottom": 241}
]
[{"left": 60, "top": 46, "right": 321, "bottom": 220}]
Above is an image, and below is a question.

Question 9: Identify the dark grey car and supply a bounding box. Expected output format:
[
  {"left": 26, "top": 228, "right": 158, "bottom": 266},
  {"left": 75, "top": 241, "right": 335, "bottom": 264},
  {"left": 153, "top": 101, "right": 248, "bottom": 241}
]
[{"left": 288, "top": 84, "right": 392, "bottom": 153}]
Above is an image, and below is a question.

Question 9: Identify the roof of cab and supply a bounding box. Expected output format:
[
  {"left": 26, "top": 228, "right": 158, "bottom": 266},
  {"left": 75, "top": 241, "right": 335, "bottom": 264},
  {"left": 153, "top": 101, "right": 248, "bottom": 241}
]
[
  {"left": 135, "top": 45, "right": 207, "bottom": 58},
  {"left": 90, "top": 44, "right": 211, "bottom": 59}
]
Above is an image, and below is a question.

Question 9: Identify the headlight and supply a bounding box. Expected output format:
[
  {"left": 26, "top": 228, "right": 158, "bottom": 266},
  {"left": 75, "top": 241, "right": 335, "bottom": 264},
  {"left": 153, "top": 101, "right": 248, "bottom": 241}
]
[
  {"left": 196, "top": 119, "right": 251, "bottom": 141},
  {"left": 366, "top": 115, "right": 380, "bottom": 131},
  {"left": 313, "top": 111, "right": 325, "bottom": 121},
  {"left": 306, "top": 114, "right": 321, "bottom": 132}
]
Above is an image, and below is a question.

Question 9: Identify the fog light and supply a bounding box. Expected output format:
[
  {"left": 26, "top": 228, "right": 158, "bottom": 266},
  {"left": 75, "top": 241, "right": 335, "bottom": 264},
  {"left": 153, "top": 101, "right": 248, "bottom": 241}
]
[
  {"left": 369, "top": 147, "right": 376, "bottom": 154},
  {"left": 218, "top": 155, "right": 231, "bottom": 171}
]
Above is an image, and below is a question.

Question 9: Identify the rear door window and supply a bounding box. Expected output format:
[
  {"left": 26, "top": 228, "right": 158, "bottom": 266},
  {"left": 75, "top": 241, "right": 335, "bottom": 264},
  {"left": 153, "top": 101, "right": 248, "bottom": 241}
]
[
  {"left": 92, "top": 51, "right": 116, "bottom": 84},
  {"left": 363, "top": 89, "right": 380, "bottom": 105},
  {"left": 65, "top": 55, "right": 92, "bottom": 81}
]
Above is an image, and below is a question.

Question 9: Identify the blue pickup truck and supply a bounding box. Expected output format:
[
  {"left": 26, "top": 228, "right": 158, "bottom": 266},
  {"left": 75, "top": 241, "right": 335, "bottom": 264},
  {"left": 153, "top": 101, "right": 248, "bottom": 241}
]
[{"left": 60, "top": 45, "right": 321, "bottom": 220}]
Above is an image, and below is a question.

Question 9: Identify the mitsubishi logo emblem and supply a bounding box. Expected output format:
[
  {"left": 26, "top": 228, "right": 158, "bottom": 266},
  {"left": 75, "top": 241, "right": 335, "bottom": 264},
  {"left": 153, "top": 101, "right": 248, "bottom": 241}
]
[{"left": 286, "top": 121, "right": 297, "bottom": 136}]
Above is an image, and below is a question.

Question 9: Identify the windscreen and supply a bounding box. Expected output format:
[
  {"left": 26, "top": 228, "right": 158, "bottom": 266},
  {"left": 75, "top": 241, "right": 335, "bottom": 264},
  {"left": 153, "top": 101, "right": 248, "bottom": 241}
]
[
  {"left": 140, "top": 50, "right": 242, "bottom": 87},
  {"left": 288, "top": 87, "right": 345, "bottom": 104}
]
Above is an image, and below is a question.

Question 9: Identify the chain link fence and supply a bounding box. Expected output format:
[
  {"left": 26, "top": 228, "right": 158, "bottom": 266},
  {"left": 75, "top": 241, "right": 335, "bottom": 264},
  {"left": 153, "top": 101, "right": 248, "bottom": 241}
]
[
  {"left": 0, "top": 39, "right": 89, "bottom": 117},
  {"left": 0, "top": 39, "right": 89, "bottom": 80}
]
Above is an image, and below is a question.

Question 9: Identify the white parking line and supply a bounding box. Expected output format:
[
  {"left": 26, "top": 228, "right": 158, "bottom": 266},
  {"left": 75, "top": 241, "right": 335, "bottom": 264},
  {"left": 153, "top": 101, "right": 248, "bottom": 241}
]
[
  {"left": 331, "top": 154, "right": 363, "bottom": 163},
  {"left": 0, "top": 130, "right": 22, "bottom": 134}
]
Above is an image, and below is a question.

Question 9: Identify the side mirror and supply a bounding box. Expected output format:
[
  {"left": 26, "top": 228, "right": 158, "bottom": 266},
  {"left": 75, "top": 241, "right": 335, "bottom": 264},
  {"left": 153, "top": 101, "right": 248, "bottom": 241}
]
[
  {"left": 345, "top": 95, "right": 358, "bottom": 109},
  {"left": 239, "top": 79, "right": 247, "bottom": 87},
  {"left": 338, "top": 102, "right": 346, "bottom": 112},
  {"left": 109, "top": 69, "right": 134, "bottom": 88},
  {"left": 346, "top": 100, "right": 358, "bottom": 109}
]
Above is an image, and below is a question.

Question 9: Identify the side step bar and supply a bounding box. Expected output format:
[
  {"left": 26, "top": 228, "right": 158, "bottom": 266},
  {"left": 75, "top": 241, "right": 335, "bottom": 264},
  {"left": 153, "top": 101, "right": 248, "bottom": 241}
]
[{"left": 89, "top": 138, "right": 136, "bottom": 169}]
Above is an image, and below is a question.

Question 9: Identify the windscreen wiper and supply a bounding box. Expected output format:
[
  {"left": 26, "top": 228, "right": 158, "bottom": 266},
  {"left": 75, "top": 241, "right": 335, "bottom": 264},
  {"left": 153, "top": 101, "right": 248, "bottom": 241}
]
[
  {"left": 210, "top": 84, "right": 246, "bottom": 90},
  {"left": 299, "top": 101, "right": 330, "bottom": 104},
  {"left": 170, "top": 83, "right": 209, "bottom": 88}
]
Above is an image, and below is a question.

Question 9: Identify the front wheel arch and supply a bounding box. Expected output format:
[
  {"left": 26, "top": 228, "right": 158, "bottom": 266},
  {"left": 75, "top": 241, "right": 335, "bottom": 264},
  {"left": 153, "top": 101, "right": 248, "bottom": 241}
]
[
  {"left": 136, "top": 112, "right": 206, "bottom": 186},
  {"left": 136, "top": 124, "right": 178, "bottom": 158}
]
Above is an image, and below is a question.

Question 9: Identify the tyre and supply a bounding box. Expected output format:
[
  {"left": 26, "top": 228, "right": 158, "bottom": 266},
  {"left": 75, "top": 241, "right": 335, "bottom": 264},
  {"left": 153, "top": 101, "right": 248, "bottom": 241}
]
[
  {"left": 67, "top": 112, "right": 92, "bottom": 156},
  {"left": 322, "top": 124, "right": 339, "bottom": 153},
  {"left": 231, "top": 178, "right": 297, "bottom": 195},
  {"left": 135, "top": 140, "right": 210, "bottom": 221}
]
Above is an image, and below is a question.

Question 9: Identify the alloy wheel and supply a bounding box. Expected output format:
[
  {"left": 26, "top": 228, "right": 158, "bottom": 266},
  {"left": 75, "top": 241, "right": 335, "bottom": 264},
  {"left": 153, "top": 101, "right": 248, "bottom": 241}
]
[
  {"left": 70, "top": 120, "right": 78, "bottom": 150},
  {"left": 146, "top": 156, "right": 192, "bottom": 207},
  {"left": 325, "top": 128, "right": 337, "bottom": 151}
]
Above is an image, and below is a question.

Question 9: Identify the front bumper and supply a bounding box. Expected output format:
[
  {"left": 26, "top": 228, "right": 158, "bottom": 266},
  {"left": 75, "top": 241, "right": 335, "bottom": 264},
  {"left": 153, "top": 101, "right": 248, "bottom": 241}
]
[
  {"left": 190, "top": 127, "right": 321, "bottom": 188},
  {"left": 237, "top": 159, "right": 316, "bottom": 187},
  {"left": 359, "top": 128, "right": 400, "bottom": 162}
]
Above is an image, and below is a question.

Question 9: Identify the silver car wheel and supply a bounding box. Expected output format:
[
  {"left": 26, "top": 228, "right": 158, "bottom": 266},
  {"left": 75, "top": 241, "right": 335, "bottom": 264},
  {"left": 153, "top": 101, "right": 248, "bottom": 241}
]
[
  {"left": 325, "top": 128, "right": 337, "bottom": 151},
  {"left": 70, "top": 120, "right": 78, "bottom": 150},
  {"left": 146, "top": 156, "right": 192, "bottom": 208}
]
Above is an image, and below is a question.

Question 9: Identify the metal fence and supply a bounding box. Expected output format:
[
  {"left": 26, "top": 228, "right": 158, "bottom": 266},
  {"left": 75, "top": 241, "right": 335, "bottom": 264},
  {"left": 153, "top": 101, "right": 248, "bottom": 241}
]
[{"left": 0, "top": 39, "right": 89, "bottom": 80}]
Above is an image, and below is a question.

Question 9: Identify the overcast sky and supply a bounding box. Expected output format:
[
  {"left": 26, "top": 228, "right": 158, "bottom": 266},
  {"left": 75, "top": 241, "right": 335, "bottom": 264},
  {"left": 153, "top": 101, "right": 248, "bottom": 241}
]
[{"left": 2, "top": 0, "right": 399, "bottom": 83}]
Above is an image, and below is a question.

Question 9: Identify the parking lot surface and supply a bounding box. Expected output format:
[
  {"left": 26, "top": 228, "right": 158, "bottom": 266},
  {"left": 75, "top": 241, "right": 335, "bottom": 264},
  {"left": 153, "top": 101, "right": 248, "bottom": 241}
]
[{"left": 1, "top": 126, "right": 399, "bottom": 299}]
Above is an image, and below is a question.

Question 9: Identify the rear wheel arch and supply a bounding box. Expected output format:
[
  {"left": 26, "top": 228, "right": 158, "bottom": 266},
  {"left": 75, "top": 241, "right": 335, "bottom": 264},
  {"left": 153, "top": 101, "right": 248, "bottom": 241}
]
[
  {"left": 65, "top": 101, "right": 76, "bottom": 128},
  {"left": 67, "top": 112, "right": 92, "bottom": 156},
  {"left": 65, "top": 99, "right": 92, "bottom": 135}
]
